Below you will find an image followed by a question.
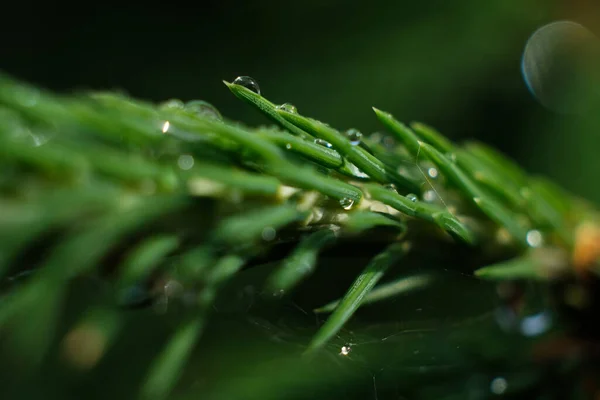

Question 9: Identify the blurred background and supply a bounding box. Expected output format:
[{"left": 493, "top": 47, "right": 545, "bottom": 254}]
[
  {"left": 1, "top": 0, "right": 599, "bottom": 204},
  {"left": 1, "top": 1, "right": 600, "bottom": 399}
]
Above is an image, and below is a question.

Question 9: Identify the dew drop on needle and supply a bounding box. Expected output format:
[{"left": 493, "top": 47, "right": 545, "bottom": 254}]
[
  {"left": 233, "top": 76, "right": 261, "bottom": 95},
  {"left": 314, "top": 138, "right": 332, "bottom": 148},
  {"left": 344, "top": 128, "right": 363, "bottom": 145},
  {"left": 339, "top": 197, "right": 355, "bottom": 210},
  {"left": 185, "top": 100, "right": 222, "bottom": 120},
  {"left": 276, "top": 103, "right": 297, "bottom": 113}
]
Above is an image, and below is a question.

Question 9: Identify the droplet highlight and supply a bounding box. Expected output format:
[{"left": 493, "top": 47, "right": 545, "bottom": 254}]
[
  {"left": 339, "top": 345, "right": 352, "bottom": 356},
  {"left": 314, "top": 138, "right": 332, "bottom": 148},
  {"left": 526, "top": 229, "right": 544, "bottom": 247},
  {"left": 185, "top": 100, "right": 222, "bottom": 120},
  {"left": 427, "top": 167, "right": 438, "bottom": 178},
  {"left": 339, "top": 197, "right": 355, "bottom": 210},
  {"left": 160, "top": 99, "right": 184, "bottom": 110},
  {"left": 276, "top": 103, "right": 297, "bottom": 113},
  {"left": 406, "top": 193, "right": 418, "bottom": 202},
  {"left": 232, "top": 76, "right": 261, "bottom": 95},
  {"left": 344, "top": 129, "right": 363, "bottom": 145},
  {"left": 384, "top": 183, "right": 398, "bottom": 193}
]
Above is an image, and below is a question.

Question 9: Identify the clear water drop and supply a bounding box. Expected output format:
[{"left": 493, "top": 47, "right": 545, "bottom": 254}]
[
  {"left": 185, "top": 100, "right": 222, "bottom": 120},
  {"left": 160, "top": 99, "right": 184, "bottom": 110},
  {"left": 347, "top": 162, "right": 369, "bottom": 179},
  {"left": 406, "top": 193, "right": 418, "bottom": 202},
  {"left": 285, "top": 143, "right": 292, "bottom": 150},
  {"left": 344, "top": 128, "right": 363, "bottom": 145},
  {"left": 232, "top": 76, "right": 261, "bottom": 95},
  {"left": 445, "top": 152, "right": 457, "bottom": 163},
  {"left": 276, "top": 103, "right": 297, "bottom": 113},
  {"left": 339, "top": 197, "right": 355, "bottom": 210},
  {"left": 314, "top": 138, "right": 332, "bottom": 148},
  {"left": 384, "top": 183, "right": 398, "bottom": 193},
  {"left": 522, "top": 21, "right": 600, "bottom": 114},
  {"left": 177, "top": 154, "right": 195, "bottom": 170},
  {"left": 427, "top": 167, "right": 439, "bottom": 178}
]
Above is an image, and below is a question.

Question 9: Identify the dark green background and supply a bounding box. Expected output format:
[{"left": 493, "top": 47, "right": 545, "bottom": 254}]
[{"left": 2, "top": 0, "right": 599, "bottom": 204}]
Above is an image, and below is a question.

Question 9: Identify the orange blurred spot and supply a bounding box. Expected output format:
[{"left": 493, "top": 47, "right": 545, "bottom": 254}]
[
  {"left": 572, "top": 222, "right": 600, "bottom": 277},
  {"left": 61, "top": 324, "right": 106, "bottom": 370}
]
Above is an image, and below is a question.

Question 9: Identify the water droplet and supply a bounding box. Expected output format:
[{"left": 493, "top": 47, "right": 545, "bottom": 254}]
[
  {"left": 427, "top": 167, "right": 438, "bottom": 178},
  {"left": 346, "top": 162, "right": 369, "bottom": 179},
  {"left": 406, "top": 193, "right": 418, "bottom": 202},
  {"left": 445, "top": 152, "right": 457, "bottom": 163},
  {"left": 285, "top": 143, "right": 292, "bottom": 150},
  {"left": 340, "top": 345, "right": 352, "bottom": 356},
  {"left": 339, "top": 197, "right": 355, "bottom": 210},
  {"left": 177, "top": 154, "right": 195, "bottom": 170},
  {"left": 185, "top": 100, "right": 222, "bottom": 120},
  {"left": 526, "top": 229, "right": 543, "bottom": 247},
  {"left": 344, "top": 128, "right": 362, "bottom": 145},
  {"left": 232, "top": 76, "right": 261, "bottom": 95},
  {"left": 522, "top": 21, "right": 600, "bottom": 114},
  {"left": 384, "top": 183, "right": 398, "bottom": 193},
  {"left": 314, "top": 138, "right": 332, "bottom": 148},
  {"left": 160, "top": 99, "right": 184, "bottom": 110},
  {"left": 161, "top": 121, "right": 170, "bottom": 133},
  {"left": 276, "top": 103, "right": 297, "bottom": 113},
  {"left": 490, "top": 377, "right": 508, "bottom": 395},
  {"left": 261, "top": 227, "right": 276, "bottom": 241},
  {"left": 423, "top": 190, "right": 437, "bottom": 202}
]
